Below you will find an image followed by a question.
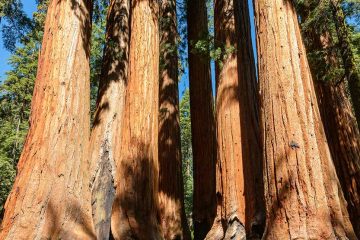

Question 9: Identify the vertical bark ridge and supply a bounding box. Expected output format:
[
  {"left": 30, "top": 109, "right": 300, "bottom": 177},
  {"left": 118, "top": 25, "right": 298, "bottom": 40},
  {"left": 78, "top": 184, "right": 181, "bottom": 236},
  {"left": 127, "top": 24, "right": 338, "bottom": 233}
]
[
  {"left": 158, "top": 0, "right": 191, "bottom": 238},
  {"left": 110, "top": 0, "right": 162, "bottom": 238},
  {"left": 0, "top": 0, "right": 95, "bottom": 239},
  {"left": 88, "top": 0, "right": 130, "bottom": 239},
  {"left": 234, "top": 0, "right": 265, "bottom": 238},
  {"left": 207, "top": 0, "right": 261, "bottom": 239},
  {"left": 206, "top": 0, "right": 264, "bottom": 239},
  {"left": 187, "top": 0, "right": 217, "bottom": 238},
  {"left": 255, "top": 0, "right": 356, "bottom": 239},
  {"left": 298, "top": 6, "right": 360, "bottom": 236}
]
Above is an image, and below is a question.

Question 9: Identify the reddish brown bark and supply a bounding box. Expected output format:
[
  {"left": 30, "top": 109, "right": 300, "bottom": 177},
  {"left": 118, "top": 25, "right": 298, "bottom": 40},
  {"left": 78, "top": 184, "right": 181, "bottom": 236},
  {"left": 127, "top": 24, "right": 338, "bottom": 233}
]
[
  {"left": 298, "top": 12, "right": 360, "bottom": 236},
  {"left": 158, "top": 0, "right": 191, "bottom": 238},
  {"left": 110, "top": 0, "right": 161, "bottom": 238},
  {"left": 187, "top": 0, "right": 217, "bottom": 238},
  {"left": 315, "top": 81, "right": 360, "bottom": 238},
  {"left": 206, "top": 0, "right": 264, "bottom": 239},
  {"left": 0, "top": 0, "right": 95, "bottom": 238},
  {"left": 88, "top": 0, "right": 130, "bottom": 239},
  {"left": 254, "top": 0, "right": 356, "bottom": 239}
]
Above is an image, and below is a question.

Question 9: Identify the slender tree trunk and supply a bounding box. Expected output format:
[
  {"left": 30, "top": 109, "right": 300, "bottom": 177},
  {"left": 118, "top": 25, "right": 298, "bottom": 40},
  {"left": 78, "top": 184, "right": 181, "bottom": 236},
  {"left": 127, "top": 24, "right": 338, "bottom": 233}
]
[
  {"left": 298, "top": 9, "right": 360, "bottom": 236},
  {"left": 233, "top": 1, "right": 265, "bottom": 238},
  {"left": 110, "top": 0, "right": 161, "bottom": 238},
  {"left": 88, "top": 0, "right": 130, "bottom": 239},
  {"left": 158, "top": 0, "right": 191, "bottom": 238},
  {"left": 205, "top": 0, "right": 264, "bottom": 239},
  {"left": 330, "top": 0, "right": 360, "bottom": 127},
  {"left": 254, "top": 0, "right": 356, "bottom": 239},
  {"left": 0, "top": 0, "right": 95, "bottom": 239},
  {"left": 187, "top": 0, "right": 217, "bottom": 238}
]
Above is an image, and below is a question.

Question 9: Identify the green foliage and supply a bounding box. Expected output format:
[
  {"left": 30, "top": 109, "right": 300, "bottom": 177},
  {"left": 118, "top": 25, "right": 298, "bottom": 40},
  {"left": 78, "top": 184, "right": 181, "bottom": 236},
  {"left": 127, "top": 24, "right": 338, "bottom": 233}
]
[
  {"left": 180, "top": 89, "right": 193, "bottom": 231},
  {"left": 0, "top": 0, "right": 32, "bottom": 51},
  {"left": 0, "top": 0, "right": 107, "bottom": 216},
  {"left": 0, "top": 159, "right": 15, "bottom": 213},
  {"left": 90, "top": 5, "right": 107, "bottom": 118},
  {"left": 296, "top": 0, "right": 360, "bottom": 84},
  {"left": 351, "top": 29, "right": 360, "bottom": 72},
  {"left": 0, "top": 1, "right": 46, "bottom": 217}
]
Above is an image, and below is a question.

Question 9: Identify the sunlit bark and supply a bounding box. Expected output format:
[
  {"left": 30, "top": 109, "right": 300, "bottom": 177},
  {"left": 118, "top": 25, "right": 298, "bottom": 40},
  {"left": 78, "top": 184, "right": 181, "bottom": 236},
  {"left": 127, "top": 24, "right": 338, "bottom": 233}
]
[
  {"left": 0, "top": 0, "right": 95, "bottom": 238},
  {"left": 88, "top": 0, "right": 130, "bottom": 238},
  {"left": 110, "top": 0, "right": 162, "bottom": 238},
  {"left": 255, "top": 0, "right": 356, "bottom": 238},
  {"left": 158, "top": 0, "right": 191, "bottom": 238}
]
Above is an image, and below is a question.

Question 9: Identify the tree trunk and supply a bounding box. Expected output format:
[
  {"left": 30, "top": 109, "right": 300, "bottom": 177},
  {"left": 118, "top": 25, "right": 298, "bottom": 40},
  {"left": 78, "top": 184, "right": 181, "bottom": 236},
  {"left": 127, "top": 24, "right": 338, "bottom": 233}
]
[
  {"left": 254, "top": 0, "right": 357, "bottom": 239},
  {"left": 88, "top": 0, "right": 130, "bottom": 239},
  {"left": 187, "top": 0, "right": 217, "bottom": 238},
  {"left": 298, "top": 8, "right": 360, "bottom": 236},
  {"left": 315, "top": 81, "right": 360, "bottom": 238},
  {"left": 110, "top": 0, "right": 161, "bottom": 238},
  {"left": 330, "top": 0, "right": 360, "bottom": 128},
  {"left": 158, "top": 0, "right": 191, "bottom": 239},
  {"left": 0, "top": 0, "right": 95, "bottom": 239},
  {"left": 205, "top": 0, "right": 264, "bottom": 239}
]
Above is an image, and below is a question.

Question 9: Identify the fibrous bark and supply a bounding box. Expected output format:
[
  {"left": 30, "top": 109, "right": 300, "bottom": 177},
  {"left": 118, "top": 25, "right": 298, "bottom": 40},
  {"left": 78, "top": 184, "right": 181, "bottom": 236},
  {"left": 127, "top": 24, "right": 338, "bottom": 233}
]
[
  {"left": 0, "top": 0, "right": 95, "bottom": 238},
  {"left": 110, "top": 0, "right": 162, "bottom": 238},
  {"left": 158, "top": 0, "right": 191, "bottom": 238},
  {"left": 299, "top": 7, "right": 360, "bottom": 236},
  {"left": 315, "top": 79, "right": 360, "bottom": 238},
  {"left": 187, "top": 0, "right": 217, "bottom": 238},
  {"left": 254, "top": 0, "right": 357, "bottom": 239},
  {"left": 205, "top": 0, "right": 264, "bottom": 239},
  {"left": 88, "top": 0, "right": 130, "bottom": 239}
]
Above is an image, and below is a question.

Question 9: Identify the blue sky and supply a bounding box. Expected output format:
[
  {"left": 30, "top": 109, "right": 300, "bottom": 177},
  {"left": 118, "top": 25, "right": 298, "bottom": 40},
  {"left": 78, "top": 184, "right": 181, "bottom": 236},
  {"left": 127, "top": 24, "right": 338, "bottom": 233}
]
[
  {"left": 0, "top": 0, "right": 257, "bottom": 97},
  {"left": 0, "top": 0, "right": 37, "bottom": 82}
]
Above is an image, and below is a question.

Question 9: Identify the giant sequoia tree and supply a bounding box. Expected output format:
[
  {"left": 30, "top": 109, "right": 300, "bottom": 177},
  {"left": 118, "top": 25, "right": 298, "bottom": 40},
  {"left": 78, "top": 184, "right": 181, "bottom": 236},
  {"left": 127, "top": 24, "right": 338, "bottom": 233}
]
[
  {"left": 298, "top": 2, "right": 360, "bottom": 236},
  {"left": 158, "top": 0, "right": 190, "bottom": 238},
  {"left": 110, "top": 0, "right": 162, "bottom": 238},
  {"left": 0, "top": 0, "right": 95, "bottom": 238},
  {"left": 206, "top": 0, "right": 264, "bottom": 238},
  {"left": 88, "top": 0, "right": 130, "bottom": 238},
  {"left": 1, "top": 0, "right": 360, "bottom": 239},
  {"left": 187, "top": 0, "right": 217, "bottom": 238},
  {"left": 255, "top": 0, "right": 357, "bottom": 238}
]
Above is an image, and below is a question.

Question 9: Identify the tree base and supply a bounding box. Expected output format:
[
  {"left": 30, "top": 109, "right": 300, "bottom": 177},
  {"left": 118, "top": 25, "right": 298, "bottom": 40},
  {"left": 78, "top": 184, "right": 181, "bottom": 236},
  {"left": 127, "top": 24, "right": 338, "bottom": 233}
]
[{"left": 205, "top": 215, "right": 246, "bottom": 240}]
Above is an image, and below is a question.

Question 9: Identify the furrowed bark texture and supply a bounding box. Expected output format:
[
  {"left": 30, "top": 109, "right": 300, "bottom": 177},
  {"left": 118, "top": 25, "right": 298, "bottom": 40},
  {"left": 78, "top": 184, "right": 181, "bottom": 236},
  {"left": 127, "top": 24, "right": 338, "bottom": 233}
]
[
  {"left": 158, "top": 0, "right": 191, "bottom": 238},
  {"left": 298, "top": 12, "right": 360, "bottom": 236},
  {"left": 187, "top": 0, "right": 217, "bottom": 238},
  {"left": 0, "top": 0, "right": 95, "bottom": 239},
  {"left": 234, "top": 0, "right": 265, "bottom": 238},
  {"left": 315, "top": 80, "right": 360, "bottom": 238},
  {"left": 331, "top": 0, "right": 360, "bottom": 128},
  {"left": 206, "top": 0, "right": 264, "bottom": 239},
  {"left": 254, "top": 0, "right": 357, "bottom": 239},
  {"left": 89, "top": 0, "right": 130, "bottom": 239},
  {"left": 110, "top": 0, "right": 162, "bottom": 238}
]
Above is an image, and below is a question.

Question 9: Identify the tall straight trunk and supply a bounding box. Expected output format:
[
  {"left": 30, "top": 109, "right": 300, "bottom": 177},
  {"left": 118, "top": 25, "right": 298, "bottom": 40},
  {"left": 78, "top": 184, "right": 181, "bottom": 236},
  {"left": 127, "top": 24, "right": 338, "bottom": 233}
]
[
  {"left": 254, "top": 0, "right": 356, "bottom": 239},
  {"left": 315, "top": 81, "right": 360, "bottom": 237},
  {"left": 330, "top": 0, "right": 360, "bottom": 127},
  {"left": 187, "top": 0, "right": 217, "bottom": 238},
  {"left": 298, "top": 8, "right": 360, "bottom": 236},
  {"left": 158, "top": 0, "right": 191, "bottom": 239},
  {"left": 206, "top": 0, "right": 264, "bottom": 239},
  {"left": 110, "top": 0, "right": 161, "bottom": 238},
  {"left": 0, "top": 0, "right": 94, "bottom": 239},
  {"left": 88, "top": 0, "right": 130, "bottom": 239}
]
